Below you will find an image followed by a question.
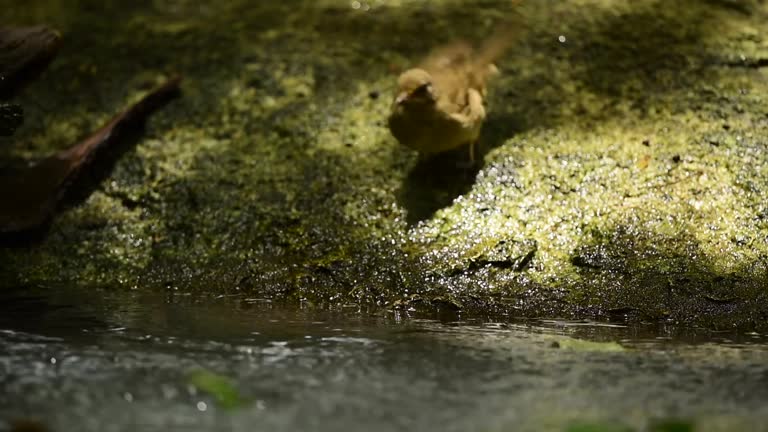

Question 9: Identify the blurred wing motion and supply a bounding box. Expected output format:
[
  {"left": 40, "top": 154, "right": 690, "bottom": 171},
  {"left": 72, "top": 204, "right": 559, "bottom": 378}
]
[{"left": 423, "top": 16, "right": 525, "bottom": 109}]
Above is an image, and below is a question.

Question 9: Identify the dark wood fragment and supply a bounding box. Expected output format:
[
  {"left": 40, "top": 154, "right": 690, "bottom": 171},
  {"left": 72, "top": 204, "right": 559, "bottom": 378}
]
[
  {"left": 0, "top": 76, "right": 181, "bottom": 237},
  {"left": 0, "top": 26, "right": 61, "bottom": 99},
  {"left": 0, "top": 103, "right": 23, "bottom": 136}
]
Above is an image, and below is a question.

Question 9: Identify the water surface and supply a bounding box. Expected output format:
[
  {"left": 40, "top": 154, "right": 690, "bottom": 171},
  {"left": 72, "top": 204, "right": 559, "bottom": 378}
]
[{"left": 1, "top": 286, "right": 767, "bottom": 432}]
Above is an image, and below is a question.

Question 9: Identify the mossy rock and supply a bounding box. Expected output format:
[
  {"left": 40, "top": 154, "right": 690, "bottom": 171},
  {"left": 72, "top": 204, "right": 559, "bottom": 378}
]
[{"left": 2, "top": 0, "right": 768, "bottom": 329}]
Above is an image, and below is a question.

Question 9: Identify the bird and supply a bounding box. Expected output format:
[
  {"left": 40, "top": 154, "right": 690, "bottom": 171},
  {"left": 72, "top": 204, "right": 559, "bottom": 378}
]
[{"left": 387, "top": 22, "right": 522, "bottom": 163}]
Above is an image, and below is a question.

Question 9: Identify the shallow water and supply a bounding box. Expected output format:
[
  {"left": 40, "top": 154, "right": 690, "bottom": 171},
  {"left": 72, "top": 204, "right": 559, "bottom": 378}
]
[{"left": 1, "top": 286, "right": 767, "bottom": 432}]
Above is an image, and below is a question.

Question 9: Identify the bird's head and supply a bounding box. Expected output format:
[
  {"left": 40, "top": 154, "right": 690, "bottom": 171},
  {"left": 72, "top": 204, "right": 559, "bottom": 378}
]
[{"left": 394, "top": 68, "right": 436, "bottom": 105}]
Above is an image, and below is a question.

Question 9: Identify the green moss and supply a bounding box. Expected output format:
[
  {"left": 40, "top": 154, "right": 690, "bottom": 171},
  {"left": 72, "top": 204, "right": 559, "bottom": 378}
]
[{"left": 2, "top": 0, "right": 768, "bottom": 328}]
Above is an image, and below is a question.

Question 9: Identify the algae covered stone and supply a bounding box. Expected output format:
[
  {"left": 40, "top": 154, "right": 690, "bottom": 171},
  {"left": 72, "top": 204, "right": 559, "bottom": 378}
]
[{"left": 2, "top": 0, "right": 768, "bottom": 329}]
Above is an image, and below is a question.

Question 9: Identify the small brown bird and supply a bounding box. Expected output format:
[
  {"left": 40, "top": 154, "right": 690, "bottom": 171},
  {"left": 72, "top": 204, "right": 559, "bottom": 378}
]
[{"left": 387, "top": 24, "right": 522, "bottom": 162}]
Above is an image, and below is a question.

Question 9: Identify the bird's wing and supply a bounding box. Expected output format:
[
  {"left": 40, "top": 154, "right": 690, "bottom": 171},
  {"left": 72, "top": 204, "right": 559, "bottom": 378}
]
[
  {"left": 419, "top": 13, "right": 525, "bottom": 114},
  {"left": 419, "top": 42, "right": 476, "bottom": 114},
  {"left": 448, "top": 88, "right": 485, "bottom": 129}
]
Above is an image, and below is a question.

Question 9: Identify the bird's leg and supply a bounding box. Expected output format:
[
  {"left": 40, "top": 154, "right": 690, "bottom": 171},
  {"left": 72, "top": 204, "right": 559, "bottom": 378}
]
[{"left": 454, "top": 141, "right": 477, "bottom": 170}]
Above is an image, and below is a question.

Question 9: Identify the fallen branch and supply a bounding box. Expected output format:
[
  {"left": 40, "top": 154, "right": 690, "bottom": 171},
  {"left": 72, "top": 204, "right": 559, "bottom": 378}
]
[{"left": 0, "top": 76, "right": 181, "bottom": 238}]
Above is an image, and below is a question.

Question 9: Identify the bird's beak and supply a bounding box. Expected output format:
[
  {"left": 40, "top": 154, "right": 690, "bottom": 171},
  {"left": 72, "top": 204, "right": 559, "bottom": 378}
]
[{"left": 395, "top": 91, "right": 409, "bottom": 105}]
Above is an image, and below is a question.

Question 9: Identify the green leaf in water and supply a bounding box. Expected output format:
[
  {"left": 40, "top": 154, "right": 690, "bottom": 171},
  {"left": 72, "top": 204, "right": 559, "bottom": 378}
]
[
  {"left": 649, "top": 420, "right": 695, "bottom": 432},
  {"left": 188, "top": 369, "right": 244, "bottom": 410},
  {"left": 550, "top": 337, "right": 626, "bottom": 352},
  {"left": 564, "top": 422, "right": 634, "bottom": 432}
]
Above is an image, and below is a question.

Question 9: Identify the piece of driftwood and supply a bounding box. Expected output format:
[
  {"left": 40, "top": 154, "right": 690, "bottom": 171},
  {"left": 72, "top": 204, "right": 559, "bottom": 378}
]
[
  {"left": 0, "top": 76, "right": 181, "bottom": 237},
  {"left": 0, "top": 26, "right": 61, "bottom": 100}
]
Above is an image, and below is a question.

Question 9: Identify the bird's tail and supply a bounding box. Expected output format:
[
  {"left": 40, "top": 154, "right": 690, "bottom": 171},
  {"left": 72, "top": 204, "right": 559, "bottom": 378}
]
[{"left": 473, "top": 1, "right": 527, "bottom": 76}]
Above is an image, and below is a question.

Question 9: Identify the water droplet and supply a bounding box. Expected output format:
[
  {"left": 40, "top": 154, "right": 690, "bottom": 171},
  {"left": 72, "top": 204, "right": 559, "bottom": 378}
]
[
  {"left": 197, "top": 401, "right": 208, "bottom": 411},
  {"left": 558, "top": 35, "right": 567, "bottom": 43}
]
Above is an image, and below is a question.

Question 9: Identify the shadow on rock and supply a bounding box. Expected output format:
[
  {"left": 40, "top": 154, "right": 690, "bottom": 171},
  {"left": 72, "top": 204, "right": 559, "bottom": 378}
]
[
  {"left": 396, "top": 149, "right": 482, "bottom": 225},
  {"left": 566, "top": 0, "right": 762, "bottom": 103},
  {"left": 477, "top": 104, "right": 527, "bottom": 154},
  {"left": 568, "top": 224, "right": 768, "bottom": 330},
  {"left": 480, "top": 0, "right": 758, "bottom": 136}
]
